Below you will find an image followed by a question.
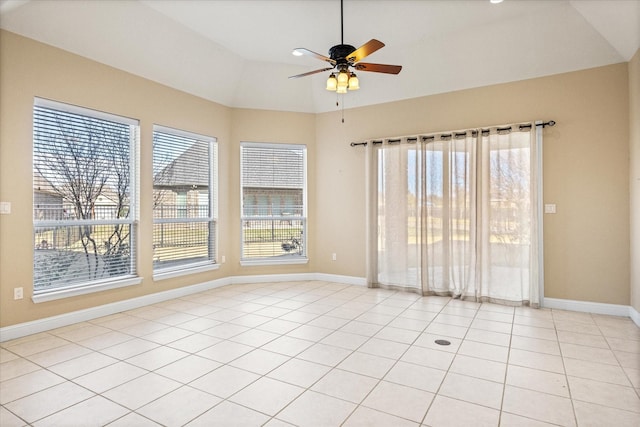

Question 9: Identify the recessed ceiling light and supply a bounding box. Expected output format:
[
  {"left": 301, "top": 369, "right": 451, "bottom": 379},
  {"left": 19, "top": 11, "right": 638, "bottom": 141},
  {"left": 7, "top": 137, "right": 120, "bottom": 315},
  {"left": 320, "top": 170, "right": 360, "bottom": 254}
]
[{"left": 490, "top": 0, "right": 504, "bottom": 4}]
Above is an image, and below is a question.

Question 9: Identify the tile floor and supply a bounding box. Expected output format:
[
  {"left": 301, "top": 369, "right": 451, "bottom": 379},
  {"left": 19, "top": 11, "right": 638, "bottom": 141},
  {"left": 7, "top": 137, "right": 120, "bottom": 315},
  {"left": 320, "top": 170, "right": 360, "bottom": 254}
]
[{"left": 1, "top": 281, "right": 639, "bottom": 426}]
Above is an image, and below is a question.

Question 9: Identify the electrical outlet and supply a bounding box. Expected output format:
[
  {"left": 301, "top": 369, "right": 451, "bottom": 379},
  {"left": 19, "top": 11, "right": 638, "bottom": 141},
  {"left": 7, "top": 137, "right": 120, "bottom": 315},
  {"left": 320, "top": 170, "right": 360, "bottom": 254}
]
[
  {"left": 332, "top": 253, "right": 337, "bottom": 261},
  {"left": 14, "top": 287, "right": 23, "bottom": 300}
]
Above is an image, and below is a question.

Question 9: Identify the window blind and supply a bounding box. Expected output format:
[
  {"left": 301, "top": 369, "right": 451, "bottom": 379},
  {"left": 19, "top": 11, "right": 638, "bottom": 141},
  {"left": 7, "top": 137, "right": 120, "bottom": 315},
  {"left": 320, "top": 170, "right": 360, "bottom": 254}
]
[
  {"left": 153, "top": 126, "right": 217, "bottom": 272},
  {"left": 33, "top": 98, "right": 139, "bottom": 294},
  {"left": 240, "top": 143, "right": 306, "bottom": 260}
]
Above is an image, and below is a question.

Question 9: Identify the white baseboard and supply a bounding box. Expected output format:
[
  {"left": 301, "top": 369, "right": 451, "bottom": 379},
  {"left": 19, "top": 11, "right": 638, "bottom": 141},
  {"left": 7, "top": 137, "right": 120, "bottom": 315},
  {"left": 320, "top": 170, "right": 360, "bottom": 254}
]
[
  {"left": 0, "top": 277, "right": 230, "bottom": 342},
  {"left": 3, "top": 278, "right": 638, "bottom": 342},
  {"left": 543, "top": 297, "right": 640, "bottom": 327},
  {"left": 0, "top": 273, "right": 366, "bottom": 342},
  {"left": 230, "top": 273, "right": 317, "bottom": 285},
  {"left": 314, "top": 273, "right": 367, "bottom": 287},
  {"left": 630, "top": 305, "right": 640, "bottom": 328}
]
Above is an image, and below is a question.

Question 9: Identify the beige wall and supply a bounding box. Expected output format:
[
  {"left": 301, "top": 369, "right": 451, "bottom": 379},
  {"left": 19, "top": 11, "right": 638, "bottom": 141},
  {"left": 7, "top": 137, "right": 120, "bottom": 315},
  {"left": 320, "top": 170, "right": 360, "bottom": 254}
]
[
  {"left": 630, "top": 48, "right": 640, "bottom": 313},
  {"left": 0, "top": 30, "right": 227, "bottom": 326},
  {"left": 314, "top": 63, "right": 631, "bottom": 306},
  {"left": 0, "top": 29, "right": 633, "bottom": 328},
  {"left": 0, "top": 31, "right": 315, "bottom": 327}
]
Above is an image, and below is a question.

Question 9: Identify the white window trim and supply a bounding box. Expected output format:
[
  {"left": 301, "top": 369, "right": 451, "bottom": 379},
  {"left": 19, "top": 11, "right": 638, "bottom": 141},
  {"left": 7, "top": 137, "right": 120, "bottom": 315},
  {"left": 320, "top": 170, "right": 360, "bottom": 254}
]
[
  {"left": 35, "top": 97, "right": 138, "bottom": 126},
  {"left": 240, "top": 258, "right": 309, "bottom": 267},
  {"left": 33, "top": 98, "right": 140, "bottom": 299},
  {"left": 153, "top": 125, "right": 216, "bottom": 143},
  {"left": 32, "top": 276, "right": 142, "bottom": 303},
  {"left": 152, "top": 125, "right": 218, "bottom": 275},
  {"left": 240, "top": 141, "right": 308, "bottom": 265},
  {"left": 153, "top": 262, "right": 220, "bottom": 281}
]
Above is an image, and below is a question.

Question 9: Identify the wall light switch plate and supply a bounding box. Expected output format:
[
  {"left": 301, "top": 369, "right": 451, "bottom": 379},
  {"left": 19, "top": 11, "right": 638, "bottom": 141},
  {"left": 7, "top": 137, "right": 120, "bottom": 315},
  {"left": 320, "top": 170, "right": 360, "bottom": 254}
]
[
  {"left": 544, "top": 204, "right": 557, "bottom": 214},
  {"left": 0, "top": 202, "right": 10, "bottom": 214}
]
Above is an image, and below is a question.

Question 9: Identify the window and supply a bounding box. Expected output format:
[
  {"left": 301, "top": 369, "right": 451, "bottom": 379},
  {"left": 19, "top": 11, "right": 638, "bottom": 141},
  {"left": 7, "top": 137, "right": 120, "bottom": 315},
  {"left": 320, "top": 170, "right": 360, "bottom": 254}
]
[
  {"left": 153, "top": 126, "right": 217, "bottom": 276},
  {"left": 33, "top": 98, "right": 139, "bottom": 299},
  {"left": 240, "top": 143, "right": 307, "bottom": 264}
]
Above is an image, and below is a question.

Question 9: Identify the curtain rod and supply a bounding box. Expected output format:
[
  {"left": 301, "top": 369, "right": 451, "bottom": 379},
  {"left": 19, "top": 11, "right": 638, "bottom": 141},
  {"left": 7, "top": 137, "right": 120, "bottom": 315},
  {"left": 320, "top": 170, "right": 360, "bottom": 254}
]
[{"left": 349, "top": 120, "right": 556, "bottom": 147}]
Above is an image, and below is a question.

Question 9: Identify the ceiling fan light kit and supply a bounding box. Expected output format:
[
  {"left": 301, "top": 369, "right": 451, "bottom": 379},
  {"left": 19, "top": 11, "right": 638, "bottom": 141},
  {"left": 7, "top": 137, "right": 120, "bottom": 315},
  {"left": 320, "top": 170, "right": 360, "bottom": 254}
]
[
  {"left": 347, "top": 73, "right": 359, "bottom": 90},
  {"left": 290, "top": 0, "right": 401, "bottom": 94},
  {"left": 326, "top": 73, "right": 337, "bottom": 91}
]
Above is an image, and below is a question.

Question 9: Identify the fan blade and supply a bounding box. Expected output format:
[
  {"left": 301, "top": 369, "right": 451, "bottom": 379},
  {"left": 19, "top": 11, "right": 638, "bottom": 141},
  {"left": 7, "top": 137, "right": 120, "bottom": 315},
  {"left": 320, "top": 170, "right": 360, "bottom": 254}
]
[
  {"left": 289, "top": 67, "right": 334, "bottom": 79},
  {"left": 292, "top": 48, "right": 336, "bottom": 65},
  {"left": 354, "top": 63, "right": 402, "bottom": 74},
  {"left": 347, "top": 39, "right": 385, "bottom": 63}
]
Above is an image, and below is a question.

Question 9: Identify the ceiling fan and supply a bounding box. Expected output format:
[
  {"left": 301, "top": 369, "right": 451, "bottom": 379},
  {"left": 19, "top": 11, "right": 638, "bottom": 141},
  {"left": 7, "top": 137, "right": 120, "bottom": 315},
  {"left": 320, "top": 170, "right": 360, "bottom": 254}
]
[{"left": 289, "top": 0, "right": 402, "bottom": 93}]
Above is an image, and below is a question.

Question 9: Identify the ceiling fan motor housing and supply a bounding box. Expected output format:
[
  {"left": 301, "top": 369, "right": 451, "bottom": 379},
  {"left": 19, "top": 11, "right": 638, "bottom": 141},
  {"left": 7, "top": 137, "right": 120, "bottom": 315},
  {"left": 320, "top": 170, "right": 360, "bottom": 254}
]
[{"left": 329, "top": 44, "right": 356, "bottom": 63}]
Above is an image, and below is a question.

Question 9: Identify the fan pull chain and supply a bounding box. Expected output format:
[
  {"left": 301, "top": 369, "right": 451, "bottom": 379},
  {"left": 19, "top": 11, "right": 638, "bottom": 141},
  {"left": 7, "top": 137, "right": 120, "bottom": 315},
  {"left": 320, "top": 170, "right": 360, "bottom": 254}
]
[{"left": 336, "top": 93, "right": 345, "bottom": 123}]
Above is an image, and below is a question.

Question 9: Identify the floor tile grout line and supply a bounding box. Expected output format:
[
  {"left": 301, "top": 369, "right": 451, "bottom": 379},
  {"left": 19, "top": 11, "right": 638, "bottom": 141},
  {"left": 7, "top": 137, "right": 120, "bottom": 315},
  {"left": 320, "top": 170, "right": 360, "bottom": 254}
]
[
  {"left": 553, "top": 309, "right": 580, "bottom": 427},
  {"left": 417, "top": 298, "right": 492, "bottom": 425},
  {"left": 496, "top": 301, "right": 516, "bottom": 427},
  {"left": 2, "top": 337, "right": 150, "bottom": 412},
  {"left": 2, "top": 281, "right": 640, "bottom": 426},
  {"left": 187, "top": 284, "right": 409, "bottom": 426},
  {"left": 265, "top": 289, "right": 452, "bottom": 426},
  {"left": 4, "top": 363, "right": 128, "bottom": 426},
  {"left": 0, "top": 403, "right": 31, "bottom": 426},
  {"left": 3, "top": 288, "right": 377, "bottom": 382},
  {"left": 192, "top": 283, "right": 408, "bottom": 424},
  {"left": 591, "top": 310, "right": 640, "bottom": 393},
  {"left": 281, "top": 287, "right": 421, "bottom": 422},
  {"left": 103, "top": 282, "right": 354, "bottom": 426},
  {"left": 341, "top": 293, "right": 451, "bottom": 426},
  {"left": 86, "top": 284, "right": 335, "bottom": 367}
]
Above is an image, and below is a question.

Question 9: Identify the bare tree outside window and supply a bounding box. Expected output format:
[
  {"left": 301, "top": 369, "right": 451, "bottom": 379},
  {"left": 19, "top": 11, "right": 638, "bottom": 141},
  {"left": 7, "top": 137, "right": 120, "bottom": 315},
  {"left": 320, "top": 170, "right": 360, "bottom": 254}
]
[{"left": 33, "top": 102, "right": 137, "bottom": 292}]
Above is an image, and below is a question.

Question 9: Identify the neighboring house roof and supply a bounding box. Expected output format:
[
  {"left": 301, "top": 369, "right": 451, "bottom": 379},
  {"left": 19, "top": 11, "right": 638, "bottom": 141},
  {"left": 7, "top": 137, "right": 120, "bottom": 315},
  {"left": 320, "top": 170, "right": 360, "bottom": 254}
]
[
  {"left": 154, "top": 142, "right": 210, "bottom": 190},
  {"left": 242, "top": 147, "right": 304, "bottom": 189},
  {"left": 154, "top": 142, "right": 303, "bottom": 191}
]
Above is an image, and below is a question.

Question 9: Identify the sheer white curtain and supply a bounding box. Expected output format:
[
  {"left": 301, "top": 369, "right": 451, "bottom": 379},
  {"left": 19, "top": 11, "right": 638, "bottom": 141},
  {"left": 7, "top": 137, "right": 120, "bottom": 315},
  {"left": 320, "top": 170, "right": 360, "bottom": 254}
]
[{"left": 368, "top": 124, "right": 541, "bottom": 306}]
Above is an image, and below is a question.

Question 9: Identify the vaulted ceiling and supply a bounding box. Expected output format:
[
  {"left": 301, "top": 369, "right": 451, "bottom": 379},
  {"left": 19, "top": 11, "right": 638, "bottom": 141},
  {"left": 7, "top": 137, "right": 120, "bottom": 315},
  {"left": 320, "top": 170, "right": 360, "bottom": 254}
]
[{"left": 1, "top": 0, "right": 638, "bottom": 113}]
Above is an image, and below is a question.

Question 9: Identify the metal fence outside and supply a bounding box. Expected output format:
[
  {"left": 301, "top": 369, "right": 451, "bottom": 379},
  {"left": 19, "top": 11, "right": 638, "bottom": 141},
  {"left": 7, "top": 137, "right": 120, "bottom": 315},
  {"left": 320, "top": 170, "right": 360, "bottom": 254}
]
[{"left": 241, "top": 216, "right": 306, "bottom": 259}]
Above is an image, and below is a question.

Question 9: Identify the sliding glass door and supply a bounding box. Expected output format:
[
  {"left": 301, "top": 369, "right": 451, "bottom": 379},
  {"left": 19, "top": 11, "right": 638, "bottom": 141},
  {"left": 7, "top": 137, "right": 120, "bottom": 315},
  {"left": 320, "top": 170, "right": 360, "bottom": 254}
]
[{"left": 373, "top": 125, "right": 541, "bottom": 306}]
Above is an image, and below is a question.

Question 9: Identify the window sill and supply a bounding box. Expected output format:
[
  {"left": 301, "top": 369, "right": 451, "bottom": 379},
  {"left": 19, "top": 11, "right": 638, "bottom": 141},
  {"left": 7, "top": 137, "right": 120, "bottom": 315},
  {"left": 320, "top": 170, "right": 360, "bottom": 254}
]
[
  {"left": 154, "top": 263, "right": 220, "bottom": 281},
  {"left": 32, "top": 276, "right": 142, "bottom": 303},
  {"left": 240, "top": 257, "right": 309, "bottom": 267}
]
